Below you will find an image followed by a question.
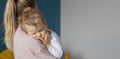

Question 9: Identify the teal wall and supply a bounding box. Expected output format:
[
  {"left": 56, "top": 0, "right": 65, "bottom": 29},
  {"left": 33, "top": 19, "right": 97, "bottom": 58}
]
[
  {"left": 0, "top": 0, "right": 60, "bottom": 52},
  {"left": 0, "top": 0, "right": 7, "bottom": 52}
]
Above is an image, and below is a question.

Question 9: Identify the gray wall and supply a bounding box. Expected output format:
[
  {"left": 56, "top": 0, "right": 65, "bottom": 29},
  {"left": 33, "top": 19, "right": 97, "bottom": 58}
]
[{"left": 61, "top": 0, "right": 120, "bottom": 59}]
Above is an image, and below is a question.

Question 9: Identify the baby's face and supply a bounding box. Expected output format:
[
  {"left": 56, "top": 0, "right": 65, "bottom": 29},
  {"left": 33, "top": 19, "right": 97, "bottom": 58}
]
[{"left": 25, "top": 25, "right": 46, "bottom": 39}]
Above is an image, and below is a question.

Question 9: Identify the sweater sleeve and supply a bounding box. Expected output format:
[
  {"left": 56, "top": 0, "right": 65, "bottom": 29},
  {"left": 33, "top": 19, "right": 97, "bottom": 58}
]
[{"left": 26, "top": 36, "right": 57, "bottom": 59}]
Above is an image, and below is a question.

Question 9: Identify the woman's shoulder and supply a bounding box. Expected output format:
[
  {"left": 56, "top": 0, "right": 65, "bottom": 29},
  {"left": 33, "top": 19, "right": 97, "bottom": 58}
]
[
  {"left": 14, "top": 27, "right": 34, "bottom": 42},
  {"left": 14, "top": 27, "right": 28, "bottom": 38},
  {"left": 14, "top": 27, "right": 42, "bottom": 45}
]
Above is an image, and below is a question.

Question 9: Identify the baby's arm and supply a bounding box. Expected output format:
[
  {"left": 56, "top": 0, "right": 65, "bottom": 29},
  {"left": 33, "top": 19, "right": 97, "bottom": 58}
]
[
  {"left": 39, "top": 30, "right": 63, "bottom": 58},
  {"left": 48, "top": 31, "right": 63, "bottom": 59}
]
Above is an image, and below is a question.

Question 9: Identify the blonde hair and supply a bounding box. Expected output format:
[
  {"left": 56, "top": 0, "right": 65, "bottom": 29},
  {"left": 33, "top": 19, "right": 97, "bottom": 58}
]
[
  {"left": 18, "top": 9, "right": 47, "bottom": 33},
  {"left": 4, "top": 0, "right": 37, "bottom": 51}
]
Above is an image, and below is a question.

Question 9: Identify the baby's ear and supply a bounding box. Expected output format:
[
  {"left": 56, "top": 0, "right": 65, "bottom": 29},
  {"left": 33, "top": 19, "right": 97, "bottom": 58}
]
[{"left": 23, "top": 7, "right": 32, "bottom": 12}]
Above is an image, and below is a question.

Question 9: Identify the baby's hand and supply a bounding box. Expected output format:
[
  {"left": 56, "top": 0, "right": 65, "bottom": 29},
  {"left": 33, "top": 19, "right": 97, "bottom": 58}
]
[{"left": 39, "top": 30, "right": 51, "bottom": 49}]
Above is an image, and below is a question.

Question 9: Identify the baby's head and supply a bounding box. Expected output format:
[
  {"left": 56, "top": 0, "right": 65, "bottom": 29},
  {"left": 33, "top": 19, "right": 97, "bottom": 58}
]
[{"left": 18, "top": 9, "right": 47, "bottom": 39}]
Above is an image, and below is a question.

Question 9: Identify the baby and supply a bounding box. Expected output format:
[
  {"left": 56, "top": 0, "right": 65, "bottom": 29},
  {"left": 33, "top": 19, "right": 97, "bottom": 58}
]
[{"left": 18, "top": 9, "right": 63, "bottom": 58}]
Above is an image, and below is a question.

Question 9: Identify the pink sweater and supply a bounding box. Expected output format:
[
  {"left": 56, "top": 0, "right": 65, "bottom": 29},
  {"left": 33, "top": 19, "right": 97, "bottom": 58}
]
[{"left": 13, "top": 27, "right": 57, "bottom": 59}]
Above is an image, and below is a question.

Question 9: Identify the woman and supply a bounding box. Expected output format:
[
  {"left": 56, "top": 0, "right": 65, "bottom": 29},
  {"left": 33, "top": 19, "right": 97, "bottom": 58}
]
[{"left": 4, "top": 0, "right": 62, "bottom": 59}]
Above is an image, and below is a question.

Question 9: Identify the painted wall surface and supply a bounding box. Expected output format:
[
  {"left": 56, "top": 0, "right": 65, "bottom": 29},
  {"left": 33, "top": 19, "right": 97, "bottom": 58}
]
[
  {"left": 0, "top": 0, "right": 60, "bottom": 52},
  {"left": 0, "top": 0, "right": 7, "bottom": 52},
  {"left": 61, "top": 0, "right": 120, "bottom": 59}
]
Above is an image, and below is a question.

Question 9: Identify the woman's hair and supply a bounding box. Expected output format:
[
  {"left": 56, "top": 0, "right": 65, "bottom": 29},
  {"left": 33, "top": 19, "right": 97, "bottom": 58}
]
[
  {"left": 4, "top": 0, "right": 37, "bottom": 50},
  {"left": 18, "top": 9, "right": 47, "bottom": 33}
]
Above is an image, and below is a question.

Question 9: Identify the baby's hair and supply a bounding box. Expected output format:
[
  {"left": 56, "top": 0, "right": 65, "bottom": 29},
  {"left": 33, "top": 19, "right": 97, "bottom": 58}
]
[{"left": 18, "top": 9, "right": 47, "bottom": 33}]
